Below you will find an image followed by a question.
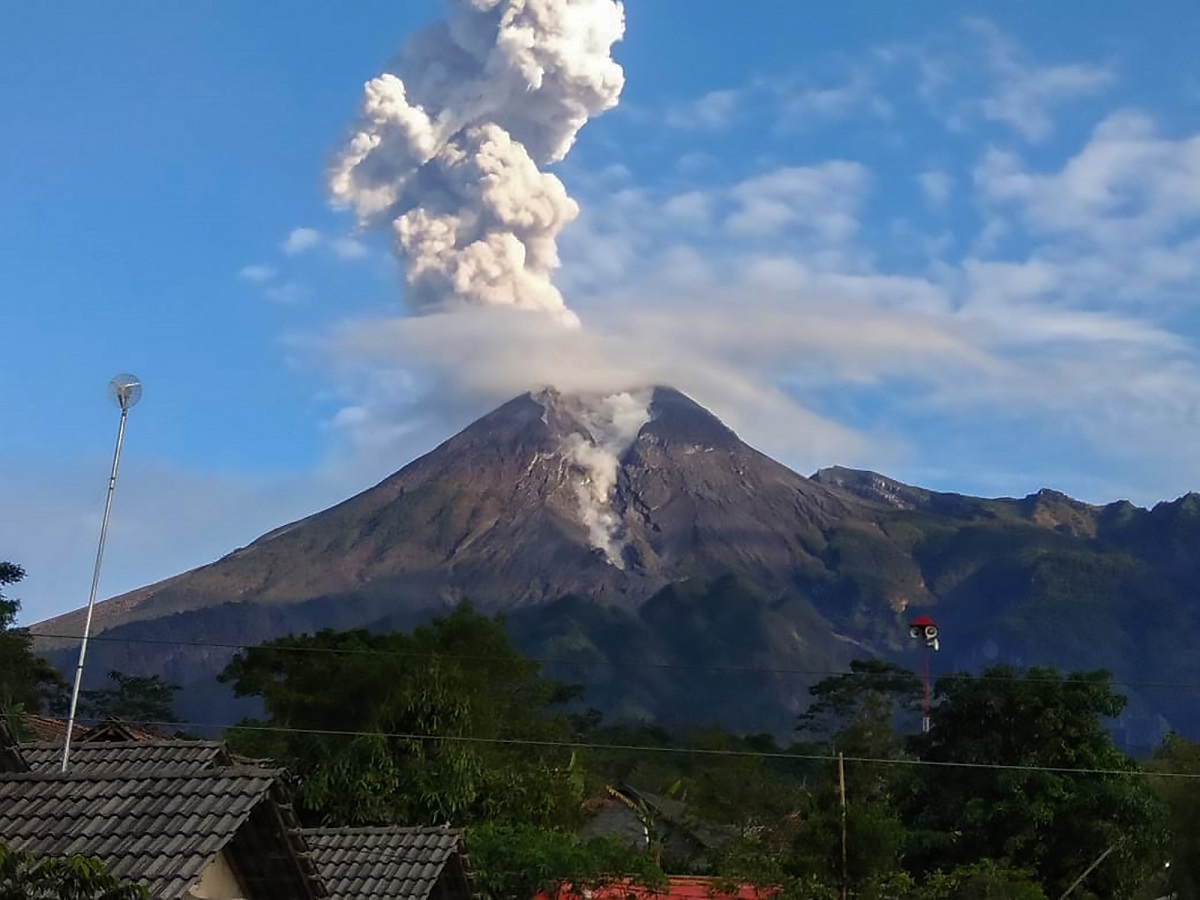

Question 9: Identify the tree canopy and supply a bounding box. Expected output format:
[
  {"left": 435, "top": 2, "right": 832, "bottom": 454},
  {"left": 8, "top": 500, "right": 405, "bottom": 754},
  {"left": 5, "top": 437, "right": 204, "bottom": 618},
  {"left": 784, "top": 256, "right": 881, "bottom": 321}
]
[
  {"left": 0, "top": 843, "right": 147, "bottom": 900},
  {"left": 220, "top": 603, "right": 585, "bottom": 828},
  {"left": 902, "top": 666, "right": 1167, "bottom": 898},
  {"left": 79, "top": 670, "right": 180, "bottom": 725},
  {"left": 0, "top": 562, "right": 64, "bottom": 719},
  {"left": 216, "top": 614, "right": 1178, "bottom": 899}
]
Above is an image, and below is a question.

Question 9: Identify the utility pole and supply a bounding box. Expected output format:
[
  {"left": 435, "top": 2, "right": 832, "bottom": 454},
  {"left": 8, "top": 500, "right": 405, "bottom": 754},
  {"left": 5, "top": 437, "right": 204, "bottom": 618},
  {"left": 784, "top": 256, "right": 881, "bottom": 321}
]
[{"left": 839, "top": 751, "right": 848, "bottom": 900}]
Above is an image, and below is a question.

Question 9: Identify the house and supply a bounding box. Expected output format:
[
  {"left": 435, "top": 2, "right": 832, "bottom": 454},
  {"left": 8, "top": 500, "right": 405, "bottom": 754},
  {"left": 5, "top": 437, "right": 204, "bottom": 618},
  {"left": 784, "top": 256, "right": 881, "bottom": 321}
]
[
  {"left": 0, "top": 737, "right": 327, "bottom": 898},
  {"left": 19, "top": 712, "right": 83, "bottom": 743},
  {"left": 0, "top": 729, "right": 478, "bottom": 899},
  {"left": 80, "top": 716, "right": 177, "bottom": 743},
  {"left": 580, "top": 785, "right": 728, "bottom": 873},
  {"left": 302, "top": 825, "right": 475, "bottom": 900}
]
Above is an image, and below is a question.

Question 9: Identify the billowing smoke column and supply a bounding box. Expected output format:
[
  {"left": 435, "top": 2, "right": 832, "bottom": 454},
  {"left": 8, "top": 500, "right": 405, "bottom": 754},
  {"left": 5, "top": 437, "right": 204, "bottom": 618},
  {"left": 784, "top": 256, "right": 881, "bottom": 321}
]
[
  {"left": 329, "top": 0, "right": 626, "bottom": 324},
  {"left": 560, "top": 390, "right": 651, "bottom": 568}
]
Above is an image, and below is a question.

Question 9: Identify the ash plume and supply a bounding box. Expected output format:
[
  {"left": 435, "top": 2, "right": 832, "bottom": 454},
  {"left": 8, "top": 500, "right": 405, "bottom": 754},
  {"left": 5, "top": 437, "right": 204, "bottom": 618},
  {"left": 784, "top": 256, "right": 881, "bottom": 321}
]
[
  {"left": 559, "top": 389, "right": 651, "bottom": 567},
  {"left": 328, "top": 0, "right": 626, "bottom": 325}
]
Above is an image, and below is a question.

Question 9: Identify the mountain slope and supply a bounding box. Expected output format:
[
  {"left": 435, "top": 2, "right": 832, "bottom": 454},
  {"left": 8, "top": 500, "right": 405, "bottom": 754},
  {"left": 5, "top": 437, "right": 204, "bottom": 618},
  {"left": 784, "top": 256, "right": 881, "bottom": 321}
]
[
  {"left": 35, "top": 387, "right": 872, "bottom": 644},
  {"left": 29, "top": 388, "right": 1200, "bottom": 745}
]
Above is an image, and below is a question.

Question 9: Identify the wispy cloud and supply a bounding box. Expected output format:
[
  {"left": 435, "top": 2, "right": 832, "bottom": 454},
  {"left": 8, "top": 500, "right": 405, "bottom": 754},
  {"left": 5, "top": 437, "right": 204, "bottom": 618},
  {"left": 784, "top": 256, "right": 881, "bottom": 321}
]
[
  {"left": 238, "top": 264, "right": 277, "bottom": 283},
  {"left": 331, "top": 236, "right": 369, "bottom": 260},
  {"left": 664, "top": 88, "right": 742, "bottom": 130},
  {"left": 768, "top": 70, "right": 892, "bottom": 128},
  {"left": 968, "top": 18, "right": 1114, "bottom": 142},
  {"left": 281, "top": 227, "right": 322, "bottom": 256},
  {"left": 917, "top": 169, "right": 953, "bottom": 211}
]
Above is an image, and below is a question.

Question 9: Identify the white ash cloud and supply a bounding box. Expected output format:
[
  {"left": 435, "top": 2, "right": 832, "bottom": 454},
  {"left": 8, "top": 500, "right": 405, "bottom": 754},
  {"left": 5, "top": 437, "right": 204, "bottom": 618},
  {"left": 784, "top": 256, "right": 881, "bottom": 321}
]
[
  {"left": 327, "top": 0, "right": 626, "bottom": 324},
  {"left": 558, "top": 390, "right": 651, "bottom": 566}
]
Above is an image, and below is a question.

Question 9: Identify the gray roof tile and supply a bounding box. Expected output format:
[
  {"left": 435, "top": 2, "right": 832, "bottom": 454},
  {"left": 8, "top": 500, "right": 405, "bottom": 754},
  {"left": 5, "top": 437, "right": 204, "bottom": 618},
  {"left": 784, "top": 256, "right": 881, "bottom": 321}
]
[
  {"left": 302, "top": 826, "right": 467, "bottom": 900},
  {"left": 0, "top": 742, "right": 326, "bottom": 899},
  {"left": 20, "top": 740, "right": 233, "bottom": 776},
  {"left": 0, "top": 767, "right": 277, "bottom": 897}
]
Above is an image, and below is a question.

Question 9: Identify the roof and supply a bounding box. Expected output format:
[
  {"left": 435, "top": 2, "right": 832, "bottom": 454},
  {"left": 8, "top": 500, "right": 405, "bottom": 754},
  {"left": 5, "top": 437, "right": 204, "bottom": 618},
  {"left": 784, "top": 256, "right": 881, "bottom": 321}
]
[
  {"left": 0, "top": 720, "right": 27, "bottom": 774},
  {"left": 0, "top": 743, "right": 326, "bottom": 898},
  {"left": 21, "top": 740, "right": 234, "bottom": 776},
  {"left": 81, "top": 717, "right": 176, "bottom": 743},
  {"left": 614, "top": 785, "right": 728, "bottom": 851},
  {"left": 20, "top": 713, "right": 82, "bottom": 743},
  {"left": 302, "top": 825, "right": 470, "bottom": 900}
]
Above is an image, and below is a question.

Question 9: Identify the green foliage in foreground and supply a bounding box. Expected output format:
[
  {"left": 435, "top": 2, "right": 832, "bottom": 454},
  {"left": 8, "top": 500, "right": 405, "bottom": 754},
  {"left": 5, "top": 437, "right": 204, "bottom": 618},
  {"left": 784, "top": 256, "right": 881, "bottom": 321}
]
[
  {"left": 0, "top": 843, "right": 147, "bottom": 900},
  {"left": 220, "top": 603, "right": 585, "bottom": 828},
  {"left": 467, "top": 824, "right": 666, "bottom": 900},
  {"left": 216, "top": 602, "right": 1177, "bottom": 900}
]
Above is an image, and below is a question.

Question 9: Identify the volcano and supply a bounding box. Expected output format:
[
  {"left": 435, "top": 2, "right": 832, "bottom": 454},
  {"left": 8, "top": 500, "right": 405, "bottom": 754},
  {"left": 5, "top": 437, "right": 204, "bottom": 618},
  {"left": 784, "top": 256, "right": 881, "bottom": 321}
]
[
  {"left": 33, "top": 387, "right": 870, "bottom": 641},
  {"left": 31, "top": 388, "right": 1200, "bottom": 743}
]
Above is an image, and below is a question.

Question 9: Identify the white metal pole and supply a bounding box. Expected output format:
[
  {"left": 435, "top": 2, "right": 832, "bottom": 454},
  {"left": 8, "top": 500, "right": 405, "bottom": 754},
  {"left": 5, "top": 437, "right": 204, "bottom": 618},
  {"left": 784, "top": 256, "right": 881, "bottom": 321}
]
[{"left": 60, "top": 406, "right": 129, "bottom": 773}]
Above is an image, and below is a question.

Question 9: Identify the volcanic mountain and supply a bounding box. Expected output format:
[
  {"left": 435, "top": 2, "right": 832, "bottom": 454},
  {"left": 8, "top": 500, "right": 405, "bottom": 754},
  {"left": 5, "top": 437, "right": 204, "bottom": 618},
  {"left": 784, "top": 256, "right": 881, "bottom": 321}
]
[
  {"left": 34, "top": 387, "right": 868, "bottom": 641},
  {"left": 31, "top": 387, "right": 1200, "bottom": 743}
]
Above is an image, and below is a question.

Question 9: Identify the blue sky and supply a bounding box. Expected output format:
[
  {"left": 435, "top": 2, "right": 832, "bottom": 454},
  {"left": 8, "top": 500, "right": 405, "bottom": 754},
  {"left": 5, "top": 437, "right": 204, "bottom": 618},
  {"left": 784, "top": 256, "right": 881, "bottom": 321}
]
[{"left": 4, "top": 1, "right": 1200, "bottom": 621}]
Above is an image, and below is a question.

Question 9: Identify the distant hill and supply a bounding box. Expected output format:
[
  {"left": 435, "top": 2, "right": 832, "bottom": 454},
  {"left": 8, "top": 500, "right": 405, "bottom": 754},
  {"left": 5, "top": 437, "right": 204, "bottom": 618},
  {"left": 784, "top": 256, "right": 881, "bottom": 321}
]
[{"left": 31, "top": 387, "right": 1200, "bottom": 748}]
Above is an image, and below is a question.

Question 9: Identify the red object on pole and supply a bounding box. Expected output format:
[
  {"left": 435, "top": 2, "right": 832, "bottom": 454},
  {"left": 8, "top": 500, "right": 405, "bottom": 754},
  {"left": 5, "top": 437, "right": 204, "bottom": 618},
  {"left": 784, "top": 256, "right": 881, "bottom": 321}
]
[{"left": 909, "top": 615, "right": 939, "bottom": 734}]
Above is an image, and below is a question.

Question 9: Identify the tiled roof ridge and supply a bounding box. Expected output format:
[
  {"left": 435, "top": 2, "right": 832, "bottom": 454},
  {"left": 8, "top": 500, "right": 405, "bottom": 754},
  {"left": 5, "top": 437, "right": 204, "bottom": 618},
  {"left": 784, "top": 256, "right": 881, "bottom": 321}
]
[
  {"left": 19, "top": 739, "right": 227, "bottom": 749},
  {"left": 0, "top": 763, "right": 285, "bottom": 783},
  {"left": 303, "top": 824, "right": 462, "bottom": 835}
]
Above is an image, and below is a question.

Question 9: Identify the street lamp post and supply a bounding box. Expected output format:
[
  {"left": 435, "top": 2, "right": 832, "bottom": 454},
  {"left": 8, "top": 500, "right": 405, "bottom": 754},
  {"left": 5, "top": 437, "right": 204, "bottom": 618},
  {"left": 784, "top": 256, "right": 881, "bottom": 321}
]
[{"left": 60, "top": 374, "right": 142, "bottom": 773}]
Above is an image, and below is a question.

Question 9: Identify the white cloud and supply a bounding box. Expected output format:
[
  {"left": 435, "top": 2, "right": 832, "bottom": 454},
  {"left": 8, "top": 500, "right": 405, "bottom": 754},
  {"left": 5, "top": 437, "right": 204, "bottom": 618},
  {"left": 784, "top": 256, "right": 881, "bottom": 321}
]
[
  {"left": 331, "top": 236, "right": 369, "bottom": 260},
  {"left": 238, "top": 264, "right": 277, "bottom": 283},
  {"left": 664, "top": 89, "right": 741, "bottom": 130},
  {"left": 968, "top": 19, "right": 1114, "bottom": 142},
  {"left": 976, "top": 111, "right": 1200, "bottom": 247},
  {"left": 895, "top": 19, "right": 1115, "bottom": 142},
  {"left": 726, "top": 162, "right": 869, "bottom": 244},
  {"left": 768, "top": 71, "right": 892, "bottom": 128},
  {"left": 281, "top": 227, "right": 322, "bottom": 256}
]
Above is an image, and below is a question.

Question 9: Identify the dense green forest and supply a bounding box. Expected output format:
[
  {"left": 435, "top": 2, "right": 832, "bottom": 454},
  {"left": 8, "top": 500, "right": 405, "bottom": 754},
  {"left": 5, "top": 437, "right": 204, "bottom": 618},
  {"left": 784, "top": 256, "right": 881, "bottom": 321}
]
[
  {"left": 8, "top": 561, "right": 1200, "bottom": 898},
  {"left": 215, "top": 605, "right": 1195, "bottom": 899}
]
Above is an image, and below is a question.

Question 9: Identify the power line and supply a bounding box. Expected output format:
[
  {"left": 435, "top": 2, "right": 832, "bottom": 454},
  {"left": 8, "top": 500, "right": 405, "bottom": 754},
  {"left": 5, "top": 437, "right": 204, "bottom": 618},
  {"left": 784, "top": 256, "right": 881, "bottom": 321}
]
[
  {"left": 92, "top": 718, "right": 1200, "bottom": 781},
  {"left": 30, "top": 630, "right": 1200, "bottom": 694}
]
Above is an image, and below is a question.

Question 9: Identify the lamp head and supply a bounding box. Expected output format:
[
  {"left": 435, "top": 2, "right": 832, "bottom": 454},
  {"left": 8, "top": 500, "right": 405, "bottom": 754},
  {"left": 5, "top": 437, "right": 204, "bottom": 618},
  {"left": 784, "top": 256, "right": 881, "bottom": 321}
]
[{"left": 108, "top": 374, "right": 143, "bottom": 411}]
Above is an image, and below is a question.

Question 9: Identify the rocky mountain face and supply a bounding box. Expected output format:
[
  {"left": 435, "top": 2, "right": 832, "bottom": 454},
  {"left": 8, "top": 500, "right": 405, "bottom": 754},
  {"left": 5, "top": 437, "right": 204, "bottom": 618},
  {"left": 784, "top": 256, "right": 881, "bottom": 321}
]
[{"left": 31, "top": 388, "right": 1200, "bottom": 747}]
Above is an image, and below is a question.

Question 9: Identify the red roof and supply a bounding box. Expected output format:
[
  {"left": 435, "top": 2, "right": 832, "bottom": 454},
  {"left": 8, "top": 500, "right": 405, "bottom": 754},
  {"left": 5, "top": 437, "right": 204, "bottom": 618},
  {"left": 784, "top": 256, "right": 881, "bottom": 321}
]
[
  {"left": 539, "top": 876, "right": 773, "bottom": 900},
  {"left": 909, "top": 614, "right": 937, "bottom": 627},
  {"left": 21, "top": 714, "right": 83, "bottom": 743}
]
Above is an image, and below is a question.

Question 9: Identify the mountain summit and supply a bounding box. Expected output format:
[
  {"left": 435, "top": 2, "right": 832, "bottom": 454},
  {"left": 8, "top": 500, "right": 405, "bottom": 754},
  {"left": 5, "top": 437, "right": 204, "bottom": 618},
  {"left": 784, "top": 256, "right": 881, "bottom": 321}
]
[{"left": 36, "top": 386, "right": 866, "bottom": 642}]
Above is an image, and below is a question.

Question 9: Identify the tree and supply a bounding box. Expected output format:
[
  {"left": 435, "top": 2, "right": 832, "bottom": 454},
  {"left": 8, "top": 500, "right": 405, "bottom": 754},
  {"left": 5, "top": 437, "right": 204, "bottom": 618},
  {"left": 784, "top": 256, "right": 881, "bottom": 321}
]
[
  {"left": 902, "top": 666, "right": 1167, "bottom": 898},
  {"left": 855, "top": 862, "right": 1046, "bottom": 900},
  {"left": 0, "top": 842, "right": 147, "bottom": 899},
  {"left": 0, "top": 563, "right": 64, "bottom": 719},
  {"left": 798, "top": 659, "right": 923, "bottom": 804},
  {"left": 79, "top": 670, "right": 180, "bottom": 725},
  {"left": 1147, "top": 731, "right": 1200, "bottom": 898},
  {"left": 780, "top": 660, "right": 920, "bottom": 892},
  {"left": 467, "top": 824, "right": 665, "bottom": 900},
  {"left": 219, "top": 604, "right": 584, "bottom": 828}
]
